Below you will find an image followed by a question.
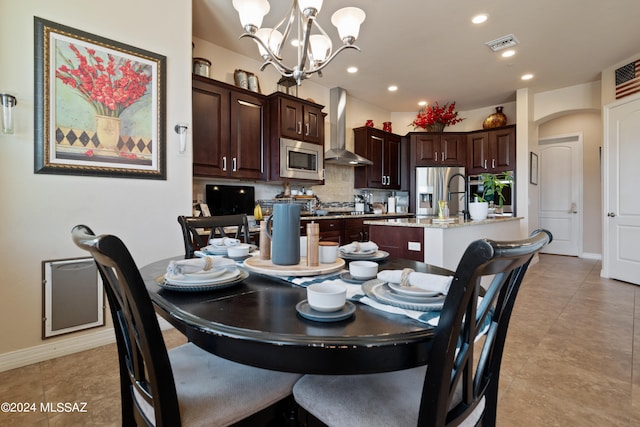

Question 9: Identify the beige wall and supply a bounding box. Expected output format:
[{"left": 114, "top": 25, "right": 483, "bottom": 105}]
[
  {"left": 538, "top": 112, "right": 603, "bottom": 255},
  {"left": 0, "top": 0, "right": 192, "bottom": 369}
]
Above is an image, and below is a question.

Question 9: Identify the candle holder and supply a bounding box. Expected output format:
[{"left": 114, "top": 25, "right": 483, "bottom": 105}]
[{"left": 1, "top": 93, "right": 17, "bottom": 134}]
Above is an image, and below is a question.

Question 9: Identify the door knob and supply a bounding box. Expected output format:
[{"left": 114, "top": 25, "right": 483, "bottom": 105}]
[
  {"left": 570, "top": 203, "right": 578, "bottom": 214},
  {"left": 607, "top": 212, "right": 616, "bottom": 217}
]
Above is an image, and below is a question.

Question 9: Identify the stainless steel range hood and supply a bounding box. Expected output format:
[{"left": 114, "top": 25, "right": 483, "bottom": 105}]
[{"left": 324, "top": 87, "right": 373, "bottom": 166}]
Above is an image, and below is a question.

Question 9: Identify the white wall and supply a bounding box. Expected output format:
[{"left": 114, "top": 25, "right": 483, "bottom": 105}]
[{"left": 0, "top": 0, "right": 192, "bottom": 369}]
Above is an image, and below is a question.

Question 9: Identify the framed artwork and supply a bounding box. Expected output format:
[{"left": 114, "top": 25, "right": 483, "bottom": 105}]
[
  {"left": 530, "top": 152, "right": 539, "bottom": 185},
  {"left": 34, "top": 17, "right": 167, "bottom": 179},
  {"left": 234, "top": 69, "right": 261, "bottom": 93}
]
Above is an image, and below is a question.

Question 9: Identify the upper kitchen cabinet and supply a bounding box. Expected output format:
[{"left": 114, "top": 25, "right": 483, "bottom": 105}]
[
  {"left": 466, "top": 125, "right": 516, "bottom": 174},
  {"left": 270, "top": 93, "right": 324, "bottom": 144},
  {"left": 410, "top": 132, "right": 465, "bottom": 166},
  {"left": 192, "top": 75, "right": 265, "bottom": 180},
  {"left": 354, "top": 127, "right": 401, "bottom": 189},
  {"left": 267, "top": 93, "right": 326, "bottom": 183}
]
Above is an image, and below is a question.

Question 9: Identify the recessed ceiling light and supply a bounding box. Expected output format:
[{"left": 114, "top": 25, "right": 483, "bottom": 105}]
[
  {"left": 521, "top": 73, "right": 534, "bottom": 80},
  {"left": 472, "top": 14, "right": 488, "bottom": 24},
  {"left": 388, "top": 85, "right": 398, "bottom": 92},
  {"left": 418, "top": 101, "right": 427, "bottom": 106},
  {"left": 501, "top": 49, "right": 516, "bottom": 58},
  {"left": 347, "top": 66, "right": 358, "bottom": 73}
]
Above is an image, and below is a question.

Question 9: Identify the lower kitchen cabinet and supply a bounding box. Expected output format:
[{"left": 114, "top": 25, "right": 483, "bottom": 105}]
[
  {"left": 368, "top": 225, "right": 424, "bottom": 262},
  {"left": 343, "top": 218, "right": 369, "bottom": 243}
]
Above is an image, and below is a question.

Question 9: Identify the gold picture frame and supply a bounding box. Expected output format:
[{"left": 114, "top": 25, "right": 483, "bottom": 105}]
[{"left": 34, "top": 17, "right": 167, "bottom": 179}]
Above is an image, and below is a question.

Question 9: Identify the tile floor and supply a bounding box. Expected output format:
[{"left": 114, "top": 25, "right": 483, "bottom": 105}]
[{"left": 0, "top": 254, "right": 637, "bottom": 426}]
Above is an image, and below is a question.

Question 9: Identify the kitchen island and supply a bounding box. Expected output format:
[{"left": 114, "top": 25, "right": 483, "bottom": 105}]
[{"left": 365, "top": 216, "right": 523, "bottom": 271}]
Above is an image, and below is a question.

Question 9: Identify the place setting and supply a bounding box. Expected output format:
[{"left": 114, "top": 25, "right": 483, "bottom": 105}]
[
  {"left": 359, "top": 269, "right": 451, "bottom": 312},
  {"left": 195, "top": 237, "right": 257, "bottom": 260},
  {"left": 158, "top": 256, "right": 248, "bottom": 292},
  {"left": 338, "top": 241, "right": 389, "bottom": 262}
]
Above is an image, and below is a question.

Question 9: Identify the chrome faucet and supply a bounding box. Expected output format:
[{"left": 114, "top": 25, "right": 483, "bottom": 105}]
[{"left": 447, "top": 173, "right": 469, "bottom": 220}]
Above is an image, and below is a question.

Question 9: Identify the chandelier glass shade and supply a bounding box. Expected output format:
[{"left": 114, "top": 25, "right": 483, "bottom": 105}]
[{"left": 232, "top": 0, "right": 365, "bottom": 85}]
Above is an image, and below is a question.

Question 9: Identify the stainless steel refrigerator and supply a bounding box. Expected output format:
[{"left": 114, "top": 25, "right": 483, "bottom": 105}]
[{"left": 415, "top": 166, "right": 466, "bottom": 217}]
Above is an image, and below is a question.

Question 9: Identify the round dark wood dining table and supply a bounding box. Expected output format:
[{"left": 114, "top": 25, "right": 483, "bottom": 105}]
[{"left": 142, "top": 256, "right": 453, "bottom": 375}]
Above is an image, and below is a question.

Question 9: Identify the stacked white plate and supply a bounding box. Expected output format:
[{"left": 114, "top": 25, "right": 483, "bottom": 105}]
[
  {"left": 160, "top": 267, "right": 248, "bottom": 292},
  {"left": 362, "top": 280, "right": 446, "bottom": 311}
]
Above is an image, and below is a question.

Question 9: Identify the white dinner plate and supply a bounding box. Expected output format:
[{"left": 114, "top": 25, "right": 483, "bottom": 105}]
[
  {"left": 387, "top": 282, "right": 441, "bottom": 298},
  {"left": 362, "top": 282, "right": 445, "bottom": 312},
  {"left": 158, "top": 270, "right": 249, "bottom": 292},
  {"left": 339, "top": 250, "right": 389, "bottom": 262},
  {"left": 164, "top": 268, "right": 240, "bottom": 285}
]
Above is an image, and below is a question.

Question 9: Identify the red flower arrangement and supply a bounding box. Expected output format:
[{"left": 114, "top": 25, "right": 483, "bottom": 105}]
[
  {"left": 410, "top": 101, "right": 465, "bottom": 130},
  {"left": 56, "top": 44, "right": 151, "bottom": 118}
]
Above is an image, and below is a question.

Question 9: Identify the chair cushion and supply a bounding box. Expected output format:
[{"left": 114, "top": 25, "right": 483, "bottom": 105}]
[
  {"left": 293, "top": 366, "right": 484, "bottom": 427},
  {"left": 170, "top": 343, "right": 301, "bottom": 426}
]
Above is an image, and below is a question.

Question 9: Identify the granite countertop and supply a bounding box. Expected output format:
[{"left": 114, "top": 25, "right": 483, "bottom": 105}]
[
  {"left": 300, "top": 212, "right": 413, "bottom": 220},
  {"left": 364, "top": 216, "right": 522, "bottom": 229}
]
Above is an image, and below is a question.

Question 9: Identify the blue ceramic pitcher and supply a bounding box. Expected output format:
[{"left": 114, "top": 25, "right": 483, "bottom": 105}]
[{"left": 265, "top": 203, "right": 301, "bottom": 265}]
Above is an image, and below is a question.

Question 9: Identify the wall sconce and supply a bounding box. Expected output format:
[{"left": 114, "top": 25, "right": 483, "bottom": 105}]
[
  {"left": 174, "top": 123, "right": 188, "bottom": 153},
  {"left": 1, "top": 93, "right": 17, "bottom": 134}
]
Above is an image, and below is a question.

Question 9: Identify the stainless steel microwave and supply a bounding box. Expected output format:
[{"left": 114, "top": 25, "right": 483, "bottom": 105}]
[{"left": 279, "top": 138, "right": 324, "bottom": 181}]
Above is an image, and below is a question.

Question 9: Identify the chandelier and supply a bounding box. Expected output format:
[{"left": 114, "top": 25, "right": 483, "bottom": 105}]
[{"left": 232, "top": 0, "right": 366, "bottom": 85}]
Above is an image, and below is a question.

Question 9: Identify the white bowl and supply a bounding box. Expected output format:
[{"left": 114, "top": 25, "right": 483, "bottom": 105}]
[
  {"left": 227, "top": 244, "right": 250, "bottom": 258},
  {"left": 291, "top": 190, "right": 300, "bottom": 196},
  {"left": 349, "top": 260, "right": 378, "bottom": 280},
  {"left": 306, "top": 283, "right": 346, "bottom": 312}
]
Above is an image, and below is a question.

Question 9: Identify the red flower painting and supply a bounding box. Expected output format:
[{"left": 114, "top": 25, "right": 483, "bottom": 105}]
[{"left": 56, "top": 44, "right": 152, "bottom": 117}]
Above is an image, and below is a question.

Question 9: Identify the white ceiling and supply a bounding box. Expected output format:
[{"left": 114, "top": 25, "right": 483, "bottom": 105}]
[{"left": 193, "top": 0, "right": 640, "bottom": 112}]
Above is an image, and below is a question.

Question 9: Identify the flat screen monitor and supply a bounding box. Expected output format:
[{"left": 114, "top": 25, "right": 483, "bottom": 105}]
[{"left": 205, "top": 185, "right": 255, "bottom": 216}]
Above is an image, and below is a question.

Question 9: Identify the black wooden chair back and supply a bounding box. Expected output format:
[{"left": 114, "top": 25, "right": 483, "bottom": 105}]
[
  {"left": 177, "top": 214, "right": 251, "bottom": 258},
  {"left": 72, "top": 225, "right": 180, "bottom": 426},
  {"left": 419, "top": 229, "right": 552, "bottom": 426}
]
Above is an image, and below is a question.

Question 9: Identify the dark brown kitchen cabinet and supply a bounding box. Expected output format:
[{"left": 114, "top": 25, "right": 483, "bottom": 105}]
[
  {"left": 411, "top": 132, "right": 465, "bottom": 166},
  {"left": 271, "top": 94, "right": 324, "bottom": 144},
  {"left": 368, "top": 225, "right": 424, "bottom": 262},
  {"left": 192, "top": 75, "right": 265, "bottom": 179},
  {"left": 354, "top": 127, "right": 402, "bottom": 189},
  {"left": 343, "top": 218, "right": 369, "bottom": 243},
  {"left": 466, "top": 125, "right": 515, "bottom": 174},
  {"left": 300, "top": 218, "right": 343, "bottom": 244}
]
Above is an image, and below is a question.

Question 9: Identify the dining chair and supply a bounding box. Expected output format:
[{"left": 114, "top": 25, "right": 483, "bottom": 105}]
[
  {"left": 178, "top": 214, "right": 251, "bottom": 258},
  {"left": 293, "top": 229, "right": 552, "bottom": 427},
  {"left": 71, "top": 224, "right": 300, "bottom": 427}
]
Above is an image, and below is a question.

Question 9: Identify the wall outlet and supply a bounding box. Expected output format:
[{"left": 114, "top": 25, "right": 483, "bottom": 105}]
[{"left": 408, "top": 242, "right": 421, "bottom": 251}]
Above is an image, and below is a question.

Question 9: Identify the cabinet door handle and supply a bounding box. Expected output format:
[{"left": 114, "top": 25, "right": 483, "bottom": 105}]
[
  {"left": 305, "top": 123, "right": 310, "bottom": 136},
  {"left": 484, "top": 160, "right": 487, "bottom": 169},
  {"left": 232, "top": 157, "right": 237, "bottom": 172},
  {"left": 435, "top": 152, "right": 438, "bottom": 162},
  {"left": 297, "top": 121, "right": 302, "bottom": 134},
  {"left": 222, "top": 156, "right": 227, "bottom": 171},
  {"left": 492, "top": 159, "right": 496, "bottom": 168},
  {"left": 442, "top": 152, "right": 445, "bottom": 161}
]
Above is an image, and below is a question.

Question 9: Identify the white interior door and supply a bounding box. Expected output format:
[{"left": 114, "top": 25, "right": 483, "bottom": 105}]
[
  {"left": 538, "top": 135, "right": 583, "bottom": 256},
  {"left": 604, "top": 95, "right": 640, "bottom": 285}
]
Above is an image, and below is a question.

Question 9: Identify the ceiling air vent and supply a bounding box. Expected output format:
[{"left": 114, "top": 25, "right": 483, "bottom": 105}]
[{"left": 485, "top": 34, "right": 519, "bottom": 52}]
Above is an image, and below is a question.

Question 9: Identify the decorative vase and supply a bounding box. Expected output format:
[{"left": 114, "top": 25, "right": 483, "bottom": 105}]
[
  {"left": 95, "top": 115, "right": 121, "bottom": 151},
  {"left": 382, "top": 121, "right": 392, "bottom": 132},
  {"left": 468, "top": 201, "right": 489, "bottom": 220},
  {"left": 482, "top": 106, "right": 507, "bottom": 129},
  {"left": 426, "top": 122, "right": 445, "bottom": 132}
]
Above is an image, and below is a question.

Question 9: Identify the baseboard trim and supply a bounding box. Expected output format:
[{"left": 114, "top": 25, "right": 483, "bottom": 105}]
[
  {"left": 0, "top": 316, "right": 175, "bottom": 373},
  {"left": 581, "top": 252, "right": 602, "bottom": 260}
]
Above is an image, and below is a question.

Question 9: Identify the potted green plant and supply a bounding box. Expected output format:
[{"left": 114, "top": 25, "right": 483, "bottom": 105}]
[{"left": 469, "top": 172, "right": 513, "bottom": 219}]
